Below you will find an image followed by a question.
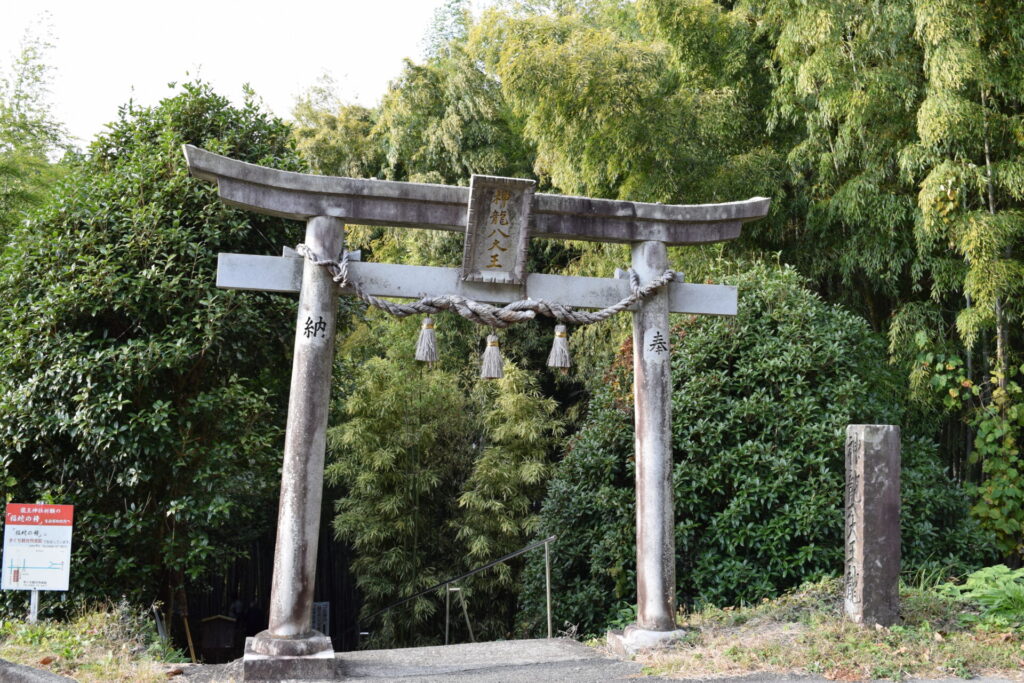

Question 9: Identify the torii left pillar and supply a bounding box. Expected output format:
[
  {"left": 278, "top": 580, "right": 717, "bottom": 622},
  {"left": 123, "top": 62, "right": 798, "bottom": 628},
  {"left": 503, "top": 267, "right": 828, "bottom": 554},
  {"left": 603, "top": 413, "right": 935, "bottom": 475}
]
[{"left": 244, "top": 216, "right": 341, "bottom": 679}]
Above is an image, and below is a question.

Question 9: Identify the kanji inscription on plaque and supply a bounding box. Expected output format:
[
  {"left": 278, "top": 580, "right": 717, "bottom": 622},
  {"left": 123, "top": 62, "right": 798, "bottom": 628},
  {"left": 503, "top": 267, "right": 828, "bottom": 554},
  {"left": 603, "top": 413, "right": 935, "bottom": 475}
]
[{"left": 461, "top": 174, "right": 535, "bottom": 285}]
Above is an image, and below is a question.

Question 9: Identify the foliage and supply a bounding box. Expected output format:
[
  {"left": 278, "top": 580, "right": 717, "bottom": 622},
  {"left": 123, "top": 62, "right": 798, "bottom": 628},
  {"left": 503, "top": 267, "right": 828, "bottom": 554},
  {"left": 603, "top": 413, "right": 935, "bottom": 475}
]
[
  {"left": 0, "top": 82, "right": 303, "bottom": 613},
  {"left": 915, "top": 335, "right": 1024, "bottom": 556},
  {"left": 521, "top": 264, "right": 989, "bottom": 636},
  {"left": 0, "top": 25, "right": 67, "bottom": 155},
  {"left": 291, "top": 75, "right": 381, "bottom": 178},
  {"left": 470, "top": 1, "right": 781, "bottom": 204},
  {"left": 0, "top": 600, "right": 185, "bottom": 682},
  {"left": 939, "top": 564, "right": 1024, "bottom": 631},
  {"left": 0, "top": 24, "right": 67, "bottom": 243},
  {"left": 966, "top": 378, "right": 1024, "bottom": 558},
  {"left": 900, "top": 0, "right": 1024, "bottom": 354},
  {"left": 373, "top": 45, "right": 534, "bottom": 186},
  {"left": 891, "top": 0, "right": 1024, "bottom": 564},
  {"left": 754, "top": 0, "right": 924, "bottom": 329},
  {"left": 327, "top": 349, "right": 563, "bottom": 646},
  {"left": 326, "top": 354, "right": 478, "bottom": 647},
  {"left": 455, "top": 365, "right": 563, "bottom": 637}
]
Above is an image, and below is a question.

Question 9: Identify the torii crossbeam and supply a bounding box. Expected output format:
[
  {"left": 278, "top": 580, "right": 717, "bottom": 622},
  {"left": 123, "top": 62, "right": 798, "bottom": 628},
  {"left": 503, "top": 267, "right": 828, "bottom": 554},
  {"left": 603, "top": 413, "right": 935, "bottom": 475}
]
[{"left": 183, "top": 145, "right": 769, "bottom": 676}]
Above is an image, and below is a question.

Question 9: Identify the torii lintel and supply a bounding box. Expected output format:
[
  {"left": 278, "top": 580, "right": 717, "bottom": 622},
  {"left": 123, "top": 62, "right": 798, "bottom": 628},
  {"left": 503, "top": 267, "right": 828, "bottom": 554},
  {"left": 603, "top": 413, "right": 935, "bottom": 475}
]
[{"left": 183, "top": 145, "right": 770, "bottom": 246}]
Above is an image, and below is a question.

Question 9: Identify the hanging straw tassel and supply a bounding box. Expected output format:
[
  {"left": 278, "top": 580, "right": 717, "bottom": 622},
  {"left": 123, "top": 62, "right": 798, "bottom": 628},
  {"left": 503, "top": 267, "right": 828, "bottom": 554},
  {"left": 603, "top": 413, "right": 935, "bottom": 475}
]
[
  {"left": 547, "top": 324, "right": 572, "bottom": 369},
  {"left": 415, "top": 317, "right": 439, "bottom": 364},
  {"left": 480, "top": 333, "right": 504, "bottom": 379}
]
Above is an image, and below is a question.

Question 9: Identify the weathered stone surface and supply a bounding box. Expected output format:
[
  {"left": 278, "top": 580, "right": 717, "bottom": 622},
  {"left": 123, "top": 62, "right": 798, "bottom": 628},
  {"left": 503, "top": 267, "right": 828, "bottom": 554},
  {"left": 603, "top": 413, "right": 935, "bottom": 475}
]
[
  {"left": 462, "top": 174, "right": 534, "bottom": 284},
  {"left": 216, "top": 254, "right": 739, "bottom": 316},
  {"left": 192, "top": 142, "right": 775, "bottom": 665},
  {"left": 631, "top": 241, "right": 676, "bottom": 631},
  {"left": 845, "top": 424, "right": 901, "bottom": 626},
  {"left": 263, "top": 217, "right": 343, "bottom": 641},
  {"left": 249, "top": 630, "right": 333, "bottom": 657},
  {"left": 183, "top": 145, "right": 770, "bottom": 245},
  {"left": 242, "top": 635, "right": 336, "bottom": 681},
  {"left": 606, "top": 626, "right": 690, "bottom": 656}
]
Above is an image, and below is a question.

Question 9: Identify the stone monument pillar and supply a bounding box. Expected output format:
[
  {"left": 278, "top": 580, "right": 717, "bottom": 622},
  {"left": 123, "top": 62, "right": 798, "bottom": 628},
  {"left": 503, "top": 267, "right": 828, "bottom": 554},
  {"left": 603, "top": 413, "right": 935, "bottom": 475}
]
[{"left": 844, "top": 424, "right": 901, "bottom": 627}]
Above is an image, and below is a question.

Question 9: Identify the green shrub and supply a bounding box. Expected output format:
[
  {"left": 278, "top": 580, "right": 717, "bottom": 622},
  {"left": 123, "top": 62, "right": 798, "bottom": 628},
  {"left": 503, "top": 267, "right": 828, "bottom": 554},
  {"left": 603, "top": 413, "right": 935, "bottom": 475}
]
[
  {"left": 0, "top": 599, "right": 185, "bottom": 681},
  {"left": 520, "top": 264, "right": 992, "bottom": 636},
  {"left": 0, "top": 81, "right": 304, "bottom": 614},
  {"left": 940, "top": 564, "right": 1024, "bottom": 630}
]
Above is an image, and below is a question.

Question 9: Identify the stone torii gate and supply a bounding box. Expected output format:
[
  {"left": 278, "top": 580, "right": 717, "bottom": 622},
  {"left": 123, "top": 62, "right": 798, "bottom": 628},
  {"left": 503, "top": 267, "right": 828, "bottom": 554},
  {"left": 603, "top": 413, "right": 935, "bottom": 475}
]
[{"left": 183, "top": 145, "right": 769, "bottom": 677}]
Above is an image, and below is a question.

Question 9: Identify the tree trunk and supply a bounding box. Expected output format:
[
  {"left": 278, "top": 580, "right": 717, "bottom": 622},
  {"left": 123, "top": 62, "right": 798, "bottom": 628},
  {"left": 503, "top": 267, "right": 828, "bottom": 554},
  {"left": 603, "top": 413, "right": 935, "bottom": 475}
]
[{"left": 981, "top": 89, "right": 1008, "bottom": 398}]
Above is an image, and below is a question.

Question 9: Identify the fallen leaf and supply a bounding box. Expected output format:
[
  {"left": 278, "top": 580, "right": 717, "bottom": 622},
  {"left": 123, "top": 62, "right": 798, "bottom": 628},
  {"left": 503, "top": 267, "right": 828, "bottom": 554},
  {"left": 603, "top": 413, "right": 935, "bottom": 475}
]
[
  {"left": 933, "top": 632, "right": 945, "bottom": 642},
  {"left": 166, "top": 668, "right": 184, "bottom": 678},
  {"left": 38, "top": 656, "right": 55, "bottom": 666}
]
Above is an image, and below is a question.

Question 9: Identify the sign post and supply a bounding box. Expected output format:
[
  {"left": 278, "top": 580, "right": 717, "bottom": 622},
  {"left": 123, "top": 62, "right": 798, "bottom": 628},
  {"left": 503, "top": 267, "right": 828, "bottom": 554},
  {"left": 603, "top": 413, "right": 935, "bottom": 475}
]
[{"left": 2, "top": 503, "right": 75, "bottom": 622}]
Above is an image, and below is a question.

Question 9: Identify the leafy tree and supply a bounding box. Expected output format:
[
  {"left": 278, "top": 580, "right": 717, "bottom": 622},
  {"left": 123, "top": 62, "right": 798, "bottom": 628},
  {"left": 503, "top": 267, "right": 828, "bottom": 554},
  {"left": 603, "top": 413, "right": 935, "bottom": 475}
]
[
  {"left": 326, "top": 354, "right": 478, "bottom": 646},
  {"left": 0, "top": 82, "right": 303, "bottom": 612},
  {"left": 521, "top": 264, "right": 992, "bottom": 635},
  {"left": 454, "top": 365, "right": 562, "bottom": 637},
  {"left": 470, "top": 1, "right": 781, "bottom": 204},
  {"left": 895, "top": 0, "right": 1024, "bottom": 559},
  {"left": 750, "top": 0, "right": 925, "bottom": 330},
  {"left": 291, "top": 75, "right": 381, "bottom": 178},
  {"left": 918, "top": 342, "right": 1024, "bottom": 557},
  {"left": 374, "top": 46, "right": 534, "bottom": 186},
  {"left": 0, "top": 25, "right": 67, "bottom": 243},
  {"left": 327, "top": 324, "right": 565, "bottom": 645}
]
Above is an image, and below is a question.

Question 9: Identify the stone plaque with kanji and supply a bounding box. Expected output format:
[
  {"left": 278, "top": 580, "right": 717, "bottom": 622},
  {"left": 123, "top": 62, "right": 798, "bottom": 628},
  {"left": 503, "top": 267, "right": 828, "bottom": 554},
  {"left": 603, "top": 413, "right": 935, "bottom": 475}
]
[{"left": 461, "top": 174, "right": 535, "bottom": 285}]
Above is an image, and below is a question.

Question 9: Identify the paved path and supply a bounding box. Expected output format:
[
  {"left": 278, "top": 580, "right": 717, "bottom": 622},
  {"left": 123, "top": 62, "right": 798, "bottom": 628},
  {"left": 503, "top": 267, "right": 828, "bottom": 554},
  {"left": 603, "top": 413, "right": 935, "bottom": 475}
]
[
  {"left": 7, "top": 639, "right": 1021, "bottom": 681},
  {"left": 175, "top": 639, "right": 1022, "bottom": 682},
  {"left": 178, "top": 638, "right": 648, "bottom": 682},
  {"left": 335, "top": 638, "right": 647, "bottom": 681}
]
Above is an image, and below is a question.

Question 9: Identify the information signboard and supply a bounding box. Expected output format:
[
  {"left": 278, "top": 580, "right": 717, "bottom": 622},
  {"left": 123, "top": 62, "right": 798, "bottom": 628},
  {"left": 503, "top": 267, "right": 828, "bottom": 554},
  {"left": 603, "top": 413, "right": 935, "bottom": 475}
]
[{"left": 1, "top": 503, "right": 74, "bottom": 591}]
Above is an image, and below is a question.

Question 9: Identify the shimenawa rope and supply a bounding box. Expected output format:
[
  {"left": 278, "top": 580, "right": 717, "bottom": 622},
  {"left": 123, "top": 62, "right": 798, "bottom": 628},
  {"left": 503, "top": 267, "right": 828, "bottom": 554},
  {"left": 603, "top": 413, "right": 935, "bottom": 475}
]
[{"left": 295, "top": 243, "right": 677, "bottom": 329}]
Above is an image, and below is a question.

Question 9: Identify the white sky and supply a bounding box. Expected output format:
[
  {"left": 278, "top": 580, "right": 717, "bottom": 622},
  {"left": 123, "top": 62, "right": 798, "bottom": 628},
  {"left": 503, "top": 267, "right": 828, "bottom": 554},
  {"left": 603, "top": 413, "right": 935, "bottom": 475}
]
[{"left": 1, "top": 0, "right": 474, "bottom": 147}]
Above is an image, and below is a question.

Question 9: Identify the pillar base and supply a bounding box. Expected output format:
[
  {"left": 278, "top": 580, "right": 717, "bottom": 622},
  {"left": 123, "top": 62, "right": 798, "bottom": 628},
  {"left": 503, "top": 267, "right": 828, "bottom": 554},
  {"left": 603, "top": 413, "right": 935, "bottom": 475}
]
[
  {"left": 606, "top": 624, "right": 690, "bottom": 656},
  {"left": 244, "top": 631, "right": 336, "bottom": 681}
]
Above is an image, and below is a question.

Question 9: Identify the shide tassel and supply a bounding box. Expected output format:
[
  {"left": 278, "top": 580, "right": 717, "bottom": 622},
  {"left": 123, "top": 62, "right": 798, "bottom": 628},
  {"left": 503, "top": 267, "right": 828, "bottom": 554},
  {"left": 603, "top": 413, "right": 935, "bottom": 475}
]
[
  {"left": 547, "top": 324, "right": 572, "bottom": 369},
  {"left": 415, "top": 316, "right": 438, "bottom": 364},
  {"left": 480, "top": 333, "right": 504, "bottom": 379}
]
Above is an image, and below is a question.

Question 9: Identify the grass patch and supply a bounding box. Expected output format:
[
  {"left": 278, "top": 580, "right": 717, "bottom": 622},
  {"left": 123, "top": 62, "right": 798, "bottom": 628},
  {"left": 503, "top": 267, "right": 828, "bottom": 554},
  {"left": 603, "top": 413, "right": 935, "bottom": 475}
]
[
  {"left": 0, "top": 600, "right": 186, "bottom": 682},
  {"left": 617, "top": 577, "right": 1024, "bottom": 681}
]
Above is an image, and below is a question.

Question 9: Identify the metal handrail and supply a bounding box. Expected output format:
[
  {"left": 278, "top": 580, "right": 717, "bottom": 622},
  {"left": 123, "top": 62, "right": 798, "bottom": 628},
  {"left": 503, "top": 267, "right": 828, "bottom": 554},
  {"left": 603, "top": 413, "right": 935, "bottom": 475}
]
[{"left": 345, "top": 535, "right": 556, "bottom": 640}]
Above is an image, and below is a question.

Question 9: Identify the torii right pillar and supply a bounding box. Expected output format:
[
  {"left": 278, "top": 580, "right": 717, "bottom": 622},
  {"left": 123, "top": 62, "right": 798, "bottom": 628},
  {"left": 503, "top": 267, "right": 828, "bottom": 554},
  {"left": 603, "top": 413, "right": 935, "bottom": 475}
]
[{"left": 631, "top": 240, "right": 677, "bottom": 632}]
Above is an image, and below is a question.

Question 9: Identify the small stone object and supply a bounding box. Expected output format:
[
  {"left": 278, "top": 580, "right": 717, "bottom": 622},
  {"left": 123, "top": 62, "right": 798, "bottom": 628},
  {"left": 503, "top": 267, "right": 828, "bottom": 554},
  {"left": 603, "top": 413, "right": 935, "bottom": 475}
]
[
  {"left": 480, "top": 334, "right": 504, "bottom": 379},
  {"left": 844, "top": 424, "right": 901, "bottom": 627},
  {"left": 547, "top": 324, "right": 572, "bottom": 369},
  {"left": 415, "top": 317, "right": 438, "bottom": 363}
]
